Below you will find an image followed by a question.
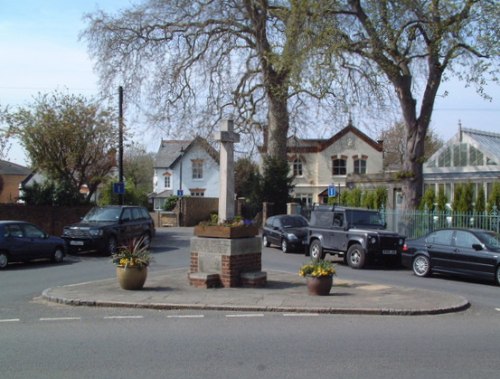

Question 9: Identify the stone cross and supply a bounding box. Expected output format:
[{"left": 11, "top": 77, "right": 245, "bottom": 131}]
[{"left": 214, "top": 119, "right": 240, "bottom": 222}]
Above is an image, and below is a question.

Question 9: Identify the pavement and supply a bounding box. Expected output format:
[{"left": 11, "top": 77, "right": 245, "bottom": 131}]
[{"left": 42, "top": 268, "right": 470, "bottom": 316}]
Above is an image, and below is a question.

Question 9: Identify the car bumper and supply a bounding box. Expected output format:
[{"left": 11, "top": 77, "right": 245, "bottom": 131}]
[
  {"left": 401, "top": 252, "right": 413, "bottom": 269},
  {"left": 62, "top": 237, "right": 106, "bottom": 253}
]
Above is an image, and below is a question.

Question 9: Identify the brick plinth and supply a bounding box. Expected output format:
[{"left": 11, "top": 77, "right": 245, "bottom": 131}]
[{"left": 189, "top": 236, "right": 266, "bottom": 288}]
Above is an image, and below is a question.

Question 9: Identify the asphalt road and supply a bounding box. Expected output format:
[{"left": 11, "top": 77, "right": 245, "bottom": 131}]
[{"left": 0, "top": 227, "right": 499, "bottom": 379}]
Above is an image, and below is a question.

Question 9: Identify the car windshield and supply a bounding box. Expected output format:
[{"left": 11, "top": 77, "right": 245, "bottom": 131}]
[
  {"left": 346, "top": 210, "right": 385, "bottom": 228},
  {"left": 83, "top": 207, "right": 122, "bottom": 222},
  {"left": 281, "top": 216, "right": 307, "bottom": 228},
  {"left": 476, "top": 231, "right": 500, "bottom": 250}
]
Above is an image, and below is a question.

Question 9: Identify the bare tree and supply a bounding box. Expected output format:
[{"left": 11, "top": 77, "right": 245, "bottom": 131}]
[
  {"left": 81, "top": 0, "right": 349, "bottom": 161},
  {"left": 380, "top": 122, "right": 443, "bottom": 170},
  {"left": 328, "top": 0, "right": 499, "bottom": 210}
]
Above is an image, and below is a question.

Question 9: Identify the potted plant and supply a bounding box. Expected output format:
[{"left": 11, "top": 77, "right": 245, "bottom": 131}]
[
  {"left": 299, "top": 259, "right": 336, "bottom": 296},
  {"left": 112, "top": 237, "right": 152, "bottom": 290},
  {"left": 194, "top": 214, "right": 258, "bottom": 239}
]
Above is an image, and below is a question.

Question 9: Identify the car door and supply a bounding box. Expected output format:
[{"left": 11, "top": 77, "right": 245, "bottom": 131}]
[
  {"left": 3, "top": 223, "right": 28, "bottom": 261},
  {"left": 426, "top": 230, "right": 455, "bottom": 270},
  {"left": 329, "top": 212, "right": 347, "bottom": 251},
  {"left": 270, "top": 217, "right": 283, "bottom": 245},
  {"left": 118, "top": 208, "right": 135, "bottom": 243},
  {"left": 21, "top": 223, "right": 53, "bottom": 259},
  {"left": 453, "top": 230, "right": 496, "bottom": 279}
]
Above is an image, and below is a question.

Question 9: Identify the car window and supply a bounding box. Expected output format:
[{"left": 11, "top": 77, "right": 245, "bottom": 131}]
[
  {"left": 5, "top": 224, "right": 23, "bottom": 238},
  {"left": 121, "top": 208, "right": 132, "bottom": 222},
  {"left": 454, "top": 231, "right": 481, "bottom": 248},
  {"left": 333, "top": 213, "right": 344, "bottom": 227},
  {"left": 427, "top": 230, "right": 454, "bottom": 245},
  {"left": 22, "top": 224, "right": 45, "bottom": 238},
  {"left": 139, "top": 208, "right": 149, "bottom": 220},
  {"left": 131, "top": 208, "right": 142, "bottom": 220},
  {"left": 476, "top": 231, "right": 500, "bottom": 249},
  {"left": 84, "top": 207, "right": 121, "bottom": 222},
  {"left": 265, "top": 217, "right": 274, "bottom": 228},
  {"left": 272, "top": 218, "right": 282, "bottom": 228}
]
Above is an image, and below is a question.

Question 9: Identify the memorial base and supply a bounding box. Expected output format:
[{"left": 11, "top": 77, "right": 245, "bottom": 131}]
[{"left": 189, "top": 236, "right": 267, "bottom": 288}]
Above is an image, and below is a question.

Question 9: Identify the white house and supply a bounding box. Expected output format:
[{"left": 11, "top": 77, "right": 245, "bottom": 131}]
[
  {"left": 281, "top": 123, "right": 384, "bottom": 205},
  {"left": 151, "top": 136, "right": 220, "bottom": 210},
  {"left": 423, "top": 126, "right": 500, "bottom": 204}
]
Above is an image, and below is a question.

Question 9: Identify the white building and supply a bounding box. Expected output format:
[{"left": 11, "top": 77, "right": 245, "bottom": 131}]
[
  {"left": 283, "top": 123, "right": 384, "bottom": 205},
  {"left": 150, "top": 136, "right": 220, "bottom": 210}
]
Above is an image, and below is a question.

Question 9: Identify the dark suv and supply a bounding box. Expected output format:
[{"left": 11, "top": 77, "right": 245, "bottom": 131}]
[{"left": 62, "top": 205, "right": 155, "bottom": 255}]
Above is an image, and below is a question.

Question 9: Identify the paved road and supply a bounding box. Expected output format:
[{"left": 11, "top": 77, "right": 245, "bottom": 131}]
[{"left": 0, "top": 227, "right": 499, "bottom": 379}]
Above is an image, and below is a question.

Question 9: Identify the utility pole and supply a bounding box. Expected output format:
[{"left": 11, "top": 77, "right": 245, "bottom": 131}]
[{"left": 118, "top": 86, "right": 124, "bottom": 205}]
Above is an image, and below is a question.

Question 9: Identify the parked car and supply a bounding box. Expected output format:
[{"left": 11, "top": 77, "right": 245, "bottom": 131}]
[
  {"left": 0, "top": 220, "right": 66, "bottom": 269},
  {"left": 62, "top": 205, "right": 155, "bottom": 255},
  {"left": 402, "top": 228, "right": 500, "bottom": 285},
  {"left": 262, "top": 214, "right": 308, "bottom": 253}
]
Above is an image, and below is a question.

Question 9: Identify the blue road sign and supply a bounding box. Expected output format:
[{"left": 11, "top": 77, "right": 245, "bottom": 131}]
[
  {"left": 328, "top": 185, "right": 337, "bottom": 197},
  {"left": 177, "top": 189, "right": 184, "bottom": 197},
  {"left": 113, "top": 182, "right": 125, "bottom": 195}
]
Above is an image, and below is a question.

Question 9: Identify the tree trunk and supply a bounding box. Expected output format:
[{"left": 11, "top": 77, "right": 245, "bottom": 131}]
[{"left": 266, "top": 88, "right": 290, "bottom": 160}]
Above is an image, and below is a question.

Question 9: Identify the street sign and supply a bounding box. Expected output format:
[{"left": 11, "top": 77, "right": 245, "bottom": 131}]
[
  {"left": 113, "top": 182, "right": 125, "bottom": 195},
  {"left": 177, "top": 189, "right": 184, "bottom": 197},
  {"left": 328, "top": 185, "right": 337, "bottom": 197}
]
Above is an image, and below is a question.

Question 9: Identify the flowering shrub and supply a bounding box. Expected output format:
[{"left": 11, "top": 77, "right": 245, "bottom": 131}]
[
  {"left": 112, "top": 237, "right": 151, "bottom": 269},
  {"left": 299, "top": 259, "right": 336, "bottom": 278}
]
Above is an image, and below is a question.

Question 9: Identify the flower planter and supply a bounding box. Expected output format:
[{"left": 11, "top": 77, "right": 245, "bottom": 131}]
[
  {"left": 194, "top": 224, "right": 258, "bottom": 239},
  {"left": 306, "top": 275, "right": 333, "bottom": 296},
  {"left": 116, "top": 266, "right": 148, "bottom": 290}
]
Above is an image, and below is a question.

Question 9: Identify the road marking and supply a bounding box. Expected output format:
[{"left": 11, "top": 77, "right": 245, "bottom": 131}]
[
  {"left": 167, "top": 315, "right": 205, "bottom": 319},
  {"left": 40, "top": 317, "right": 81, "bottom": 321},
  {"left": 225, "top": 314, "right": 264, "bottom": 318},
  {"left": 0, "top": 318, "right": 20, "bottom": 323},
  {"left": 283, "top": 313, "right": 320, "bottom": 317},
  {"left": 495, "top": 308, "right": 500, "bottom": 312},
  {"left": 103, "top": 316, "right": 144, "bottom": 320}
]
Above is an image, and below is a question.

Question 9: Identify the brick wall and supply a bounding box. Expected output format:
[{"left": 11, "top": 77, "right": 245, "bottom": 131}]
[{"left": 0, "top": 205, "right": 92, "bottom": 235}]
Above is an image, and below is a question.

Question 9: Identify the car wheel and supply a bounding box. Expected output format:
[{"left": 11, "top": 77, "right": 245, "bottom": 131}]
[
  {"left": 52, "top": 248, "right": 64, "bottom": 263},
  {"left": 495, "top": 266, "right": 500, "bottom": 286},
  {"left": 281, "top": 239, "right": 289, "bottom": 254},
  {"left": 309, "top": 240, "right": 323, "bottom": 261},
  {"left": 413, "top": 255, "right": 431, "bottom": 277},
  {"left": 262, "top": 235, "right": 270, "bottom": 247},
  {"left": 347, "top": 244, "right": 366, "bottom": 269},
  {"left": 106, "top": 236, "right": 117, "bottom": 256},
  {"left": 0, "top": 252, "right": 8, "bottom": 269}
]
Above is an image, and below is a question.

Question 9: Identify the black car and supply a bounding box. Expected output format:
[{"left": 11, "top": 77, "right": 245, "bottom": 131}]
[
  {"left": 262, "top": 214, "right": 308, "bottom": 253},
  {"left": 62, "top": 205, "right": 155, "bottom": 255},
  {"left": 402, "top": 228, "right": 500, "bottom": 285},
  {"left": 0, "top": 221, "right": 66, "bottom": 269}
]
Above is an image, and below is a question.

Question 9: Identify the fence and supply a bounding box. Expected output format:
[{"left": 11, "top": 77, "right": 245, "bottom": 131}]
[{"left": 383, "top": 207, "right": 500, "bottom": 239}]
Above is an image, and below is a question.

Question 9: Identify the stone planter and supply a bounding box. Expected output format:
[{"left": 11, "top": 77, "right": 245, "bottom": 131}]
[
  {"left": 194, "top": 224, "right": 258, "bottom": 239},
  {"left": 306, "top": 275, "right": 333, "bottom": 296},
  {"left": 116, "top": 266, "right": 148, "bottom": 290}
]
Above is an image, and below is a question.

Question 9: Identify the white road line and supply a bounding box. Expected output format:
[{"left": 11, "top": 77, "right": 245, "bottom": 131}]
[
  {"left": 40, "top": 317, "right": 81, "bottom": 321},
  {"left": 225, "top": 314, "right": 264, "bottom": 318},
  {"left": 495, "top": 308, "right": 500, "bottom": 312},
  {"left": 103, "top": 316, "right": 144, "bottom": 320},
  {"left": 0, "top": 318, "right": 20, "bottom": 323},
  {"left": 167, "top": 315, "right": 205, "bottom": 319},
  {"left": 283, "top": 313, "right": 320, "bottom": 317}
]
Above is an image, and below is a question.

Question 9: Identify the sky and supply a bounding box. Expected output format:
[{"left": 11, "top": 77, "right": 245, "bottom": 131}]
[{"left": 1, "top": 0, "right": 498, "bottom": 166}]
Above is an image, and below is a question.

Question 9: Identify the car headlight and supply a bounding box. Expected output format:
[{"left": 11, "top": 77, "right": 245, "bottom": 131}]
[
  {"left": 286, "top": 233, "right": 298, "bottom": 241},
  {"left": 369, "top": 236, "right": 377, "bottom": 244},
  {"left": 89, "top": 229, "right": 103, "bottom": 237}
]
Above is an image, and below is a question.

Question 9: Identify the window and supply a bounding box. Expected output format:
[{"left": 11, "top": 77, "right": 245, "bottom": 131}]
[
  {"left": 190, "top": 189, "right": 205, "bottom": 197},
  {"left": 192, "top": 160, "right": 203, "bottom": 179},
  {"left": 438, "top": 147, "right": 451, "bottom": 167},
  {"left": 293, "top": 159, "right": 303, "bottom": 176},
  {"left": 469, "top": 145, "right": 483, "bottom": 166},
  {"left": 164, "top": 176, "right": 171, "bottom": 189},
  {"left": 427, "top": 230, "right": 454, "bottom": 245},
  {"left": 454, "top": 231, "right": 480, "bottom": 248},
  {"left": 353, "top": 159, "right": 367, "bottom": 174},
  {"left": 332, "top": 158, "right": 346, "bottom": 175},
  {"left": 453, "top": 143, "right": 467, "bottom": 167}
]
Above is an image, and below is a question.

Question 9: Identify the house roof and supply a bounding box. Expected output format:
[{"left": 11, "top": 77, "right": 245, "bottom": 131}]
[
  {"left": 285, "top": 123, "right": 383, "bottom": 154},
  {"left": 153, "top": 136, "right": 219, "bottom": 168},
  {"left": 0, "top": 159, "right": 31, "bottom": 176}
]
